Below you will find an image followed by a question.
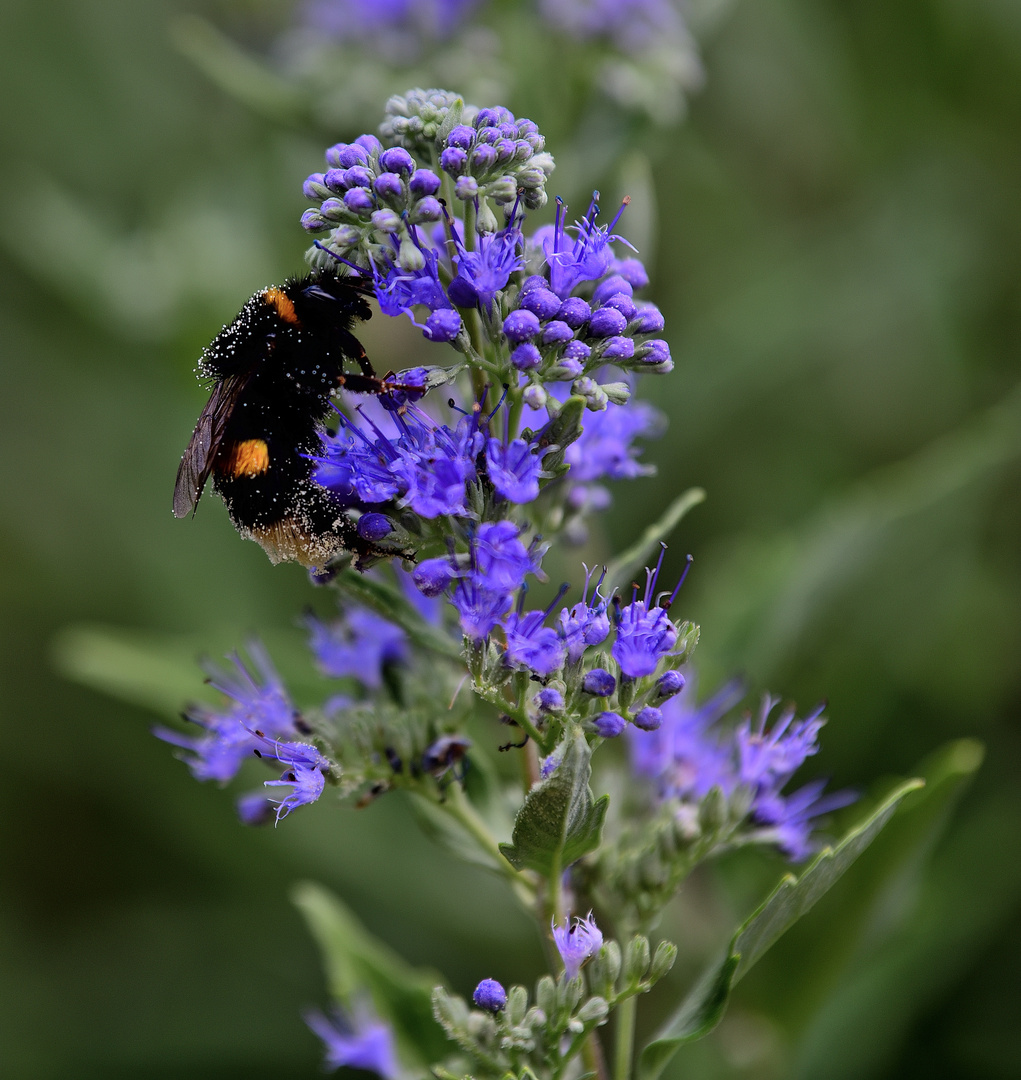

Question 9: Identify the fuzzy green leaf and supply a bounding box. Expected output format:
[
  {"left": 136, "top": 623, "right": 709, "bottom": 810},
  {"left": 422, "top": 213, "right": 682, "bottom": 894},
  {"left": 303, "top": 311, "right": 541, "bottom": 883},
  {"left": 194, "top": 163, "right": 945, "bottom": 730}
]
[
  {"left": 638, "top": 777, "right": 924, "bottom": 1080},
  {"left": 499, "top": 732, "right": 609, "bottom": 875}
]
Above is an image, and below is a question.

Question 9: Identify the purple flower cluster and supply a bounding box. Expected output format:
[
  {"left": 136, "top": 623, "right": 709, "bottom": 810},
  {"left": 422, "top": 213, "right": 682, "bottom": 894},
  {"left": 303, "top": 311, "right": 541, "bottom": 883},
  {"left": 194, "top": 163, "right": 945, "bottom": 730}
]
[
  {"left": 612, "top": 548, "right": 690, "bottom": 678},
  {"left": 504, "top": 197, "right": 672, "bottom": 390},
  {"left": 153, "top": 645, "right": 299, "bottom": 784},
  {"left": 301, "top": 103, "right": 552, "bottom": 324},
  {"left": 154, "top": 645, "right": 333, "bottom": 824},
  {"left": 629, "top": 679, "right": 856, "bottom": 859},
  {"left": 313, "top": 399, "right": 551, "bottom": 517}
]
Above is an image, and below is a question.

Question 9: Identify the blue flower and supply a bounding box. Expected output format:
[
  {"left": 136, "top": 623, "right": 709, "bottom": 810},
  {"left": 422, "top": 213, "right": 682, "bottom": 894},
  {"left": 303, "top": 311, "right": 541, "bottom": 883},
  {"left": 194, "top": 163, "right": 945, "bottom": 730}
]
[
  {"left": 564, "top": 399, "right": 664, "bottom": 484},
  {"left": 612, "top": 549, "right": 690, "bottom": 679},
  {"left": 251, "top": 733, "right": 332, "bottom": 822},
  {"left": 305, "top": 1003, "right": 401, "bottom": 1078},
  {"left": 448, "top": 222, "right": 525, "bottom": 310},
  {"left": 486, "top": 436, "right": 545, "bottom": 503},
  {"left": 752, "top": 780, "right": 856, "bottom": 860},
  {"left": 265, "top": 763, "right": 327, "bottom": 822},
  {"left": 450, "top": 574, "right": 511, "bottom": 641},
  {"left": 558, "top": 565, "right": 611, "bottom": 662},
  {"left": 552, "top": 912, "right": 603, "bottom": 978},
  {"left": 472, "top": 521, "right": 541, "bottom": 593},
  {"left": 153, "top": 645, "right": 298, "bottom": 783},
  {"left": 538, "top": 194, "right": 636, "bottom": 300},
  {"left": 736, "top": 697, "right": 827, "bottom": 794},
  {"left": 628, "top": 676, "right": 744, "bottom": 801},
  {"left": 502, "top": 609, "right": 567, "bottom": 676},
  {"left": 307, "top": 606, "right": 408, "bottom": 690}
]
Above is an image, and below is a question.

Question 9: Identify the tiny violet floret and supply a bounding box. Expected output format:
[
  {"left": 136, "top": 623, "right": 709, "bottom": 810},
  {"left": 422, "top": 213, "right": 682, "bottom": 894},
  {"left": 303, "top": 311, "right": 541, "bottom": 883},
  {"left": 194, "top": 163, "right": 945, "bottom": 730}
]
[
  {"left": 473, "top": 978, "right": 507, "bottom": 1012},
  {"left": 305, "top": 1004, "right": 401, "bottom": 1079},
  {"left": 552, "top": 912, "right": 603, "bottom": 979}
]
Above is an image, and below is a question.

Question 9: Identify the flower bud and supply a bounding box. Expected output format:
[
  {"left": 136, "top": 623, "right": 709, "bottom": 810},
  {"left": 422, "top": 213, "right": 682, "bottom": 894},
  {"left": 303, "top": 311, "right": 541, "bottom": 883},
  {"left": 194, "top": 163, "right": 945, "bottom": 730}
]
[
  {"left": 511, "top": 343, "right": 542, "bottom": 371},
  {"left": 572, "top": 377, "right": 608, "bottom": 411},
  {"left": 454, "top": 176, "right": 479, "bottom": 200},
  {"left": 343, "top": 188, "right": 374, "bottom": 213},
  {"left": 593, "top": 275, "right": 634, "bottom": 304},
  {"left": 411, "top": 197, "right": 443, "bottom": 223},
  {"left": 632, "top": 706, "right": 663, "bottom": 731},
  {"left": 522, "top": 384, "right": 547, "bottom": 410},
  {"left": 424, "top": 309, "right": 462, "bottom": 342},
  {"left": 649, "top": 941, "right": 678, "bottom": 984},
  {"left": 656, "top": 670, "right": 685, "bottom": 698},
  {"left": 357, "top": 513, "right": 392, "bottom": 541},
  {"left": 370, "top": 209, "right": 401, "bottom": 233},
  {"left": 600, "top": 381, "right": 632, "bottom": 405},
  {"left": 379, "top": 146, "right": 414, "bottom": 174},
  {"left": 473, "top": 978, "right": 507, "bottom": 1012},
  {"left": 623, "top": 935, "right": 651, "bottom": 986},
  {"left": 587, "top": 307, "right": 628, "bottom": 338},
  {"left": 557, "top": 297, "right": 591, "bottom": 328},
  {"left": 373, "top": 172, "right": 404, "bottom": 200},
  {"left": 503, "top": 309, "right": 541, "bottom": 343},
  {"left": 592, "top": 711, "right": 626, "bottom": 738},
  {"left": 409, "top": 168, "right": 441, "bottom": 196},
  {"left": 520, "top": 287, "right": 561, "bottom": 320},
  {"left": 582, "top": 668, "right": 616, "bottom": 696},
  {"left": 541, "top": 320, "right": 574, "bottom": 345},
  {"left": 413, "top": 557, "right": 455, "bottom": 597},
  {"left": 600, "top": 292, "right": 637, "bottom": 320},
  {"left": 440, "top": 146, "right": 468, "bottom": 175}
]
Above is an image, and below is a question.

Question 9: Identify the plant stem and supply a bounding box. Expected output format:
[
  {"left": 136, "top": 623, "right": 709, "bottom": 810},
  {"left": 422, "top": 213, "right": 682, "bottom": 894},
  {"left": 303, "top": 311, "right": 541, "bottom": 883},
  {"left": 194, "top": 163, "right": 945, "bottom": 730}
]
[{"left": 613, "top": 994, "right": 636, "bottom": 1080}]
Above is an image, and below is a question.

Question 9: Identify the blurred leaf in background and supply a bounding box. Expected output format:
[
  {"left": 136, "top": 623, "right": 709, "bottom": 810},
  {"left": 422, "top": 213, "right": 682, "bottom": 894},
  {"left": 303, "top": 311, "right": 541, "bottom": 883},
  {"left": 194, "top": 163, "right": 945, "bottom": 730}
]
[{"left": 1, "top": 0, "right": 1020, "bottom": 1077}]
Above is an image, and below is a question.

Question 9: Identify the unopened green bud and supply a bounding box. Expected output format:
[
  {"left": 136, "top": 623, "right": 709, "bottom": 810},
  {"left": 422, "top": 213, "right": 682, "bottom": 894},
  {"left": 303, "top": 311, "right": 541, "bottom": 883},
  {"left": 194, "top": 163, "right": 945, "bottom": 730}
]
[
  {"left": 476, "top": 199, "right": 499, "bottom": 234},
  {"left": 535, "top": 975, "right": 556, "bottom": 1017},
  {"left": 601, "top": 941, "right": 622, "bottom": 989},
  {"left": 623, "top": 935, "right": 651, "bottom": 987},
  {"left": 576, "top": 996, "right": 609, "bottom": 1024},
  {"left": 398, "top": 234, "right": 425, "bottom": 271},
  {"left": 601, "top": 381, "right": 632, "bottom": 406},
  {"left": 649, "top": 941, "right": 678, "bottom": 984},
  {"left": 698, "top": 786, "right": 728, "bottom": 835},
  {"left": 505, "top": 985, "right": 528, "bottom": 1026}
]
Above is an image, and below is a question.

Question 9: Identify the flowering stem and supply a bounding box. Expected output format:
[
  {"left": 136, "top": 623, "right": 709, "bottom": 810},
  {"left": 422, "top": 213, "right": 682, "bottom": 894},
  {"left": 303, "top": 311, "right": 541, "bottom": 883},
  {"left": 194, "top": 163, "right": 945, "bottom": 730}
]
[{"left": 613, "top": 995, "right": 636, "bottom": 1080}]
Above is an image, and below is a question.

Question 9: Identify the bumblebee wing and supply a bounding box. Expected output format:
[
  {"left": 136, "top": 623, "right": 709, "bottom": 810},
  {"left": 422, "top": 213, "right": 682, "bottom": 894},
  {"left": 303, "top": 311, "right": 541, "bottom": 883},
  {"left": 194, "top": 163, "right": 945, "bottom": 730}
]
[{"left": 173, "top": 373, "right": 251, "bottom": 518}]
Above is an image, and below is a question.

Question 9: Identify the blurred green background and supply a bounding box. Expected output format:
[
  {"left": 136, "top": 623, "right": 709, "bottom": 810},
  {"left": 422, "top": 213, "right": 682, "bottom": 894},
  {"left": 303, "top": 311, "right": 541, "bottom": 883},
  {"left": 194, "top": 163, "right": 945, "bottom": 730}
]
[{"left": 2, "top": 0, "right": 1020, "bottom": 1076}]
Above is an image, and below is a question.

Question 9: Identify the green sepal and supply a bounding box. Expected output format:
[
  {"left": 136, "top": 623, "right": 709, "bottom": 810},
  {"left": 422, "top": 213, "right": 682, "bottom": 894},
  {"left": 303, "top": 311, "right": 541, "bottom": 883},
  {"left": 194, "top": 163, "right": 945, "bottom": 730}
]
[
  {"left": 499, "top": 732, "right": 609, "bottom": 876},
  {"left": 525, "top": 395, "right": 586, "bottom": 479},
  {"left": 292, "top": 881, "right": 450, "bottom": 1065},
  {"left": 637, "top": 776, "right": 925, "bottom": 1080}
]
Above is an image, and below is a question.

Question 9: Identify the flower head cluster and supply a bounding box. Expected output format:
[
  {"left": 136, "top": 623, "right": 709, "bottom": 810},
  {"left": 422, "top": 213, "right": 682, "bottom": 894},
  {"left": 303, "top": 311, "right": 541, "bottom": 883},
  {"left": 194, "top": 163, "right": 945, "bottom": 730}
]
[
  {"left": 153, "top": 645, "right": 299, "bottom": 784},
  {"left": 629, "top": 679, "right": 856, "bottom": 859},
  {"left": 302, "top": 93, "right": 552, "bottom": 328},
  {"left": 508, "top": 197, "right": 673, "bottom": 391}
]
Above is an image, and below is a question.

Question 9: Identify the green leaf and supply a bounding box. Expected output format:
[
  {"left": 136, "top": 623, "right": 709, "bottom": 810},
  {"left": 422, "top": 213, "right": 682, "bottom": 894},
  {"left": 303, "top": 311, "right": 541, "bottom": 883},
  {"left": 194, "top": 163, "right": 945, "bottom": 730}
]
[
  {"left": 292, "top": 881, "right": 449, "bottom": 1065},
  {"left": 499, "top": 732, "right": 609, "bottom": 876},
  {"left": 638, "top": 777, "right": 924, "bottom": 1080}
]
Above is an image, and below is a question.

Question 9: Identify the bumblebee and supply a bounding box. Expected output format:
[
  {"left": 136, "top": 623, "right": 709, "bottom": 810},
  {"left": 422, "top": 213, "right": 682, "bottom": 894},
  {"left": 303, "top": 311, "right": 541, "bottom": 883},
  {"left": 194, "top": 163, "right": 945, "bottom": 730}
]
[{"left": 173, "top": 271, "right": 404, "bottom": 568}]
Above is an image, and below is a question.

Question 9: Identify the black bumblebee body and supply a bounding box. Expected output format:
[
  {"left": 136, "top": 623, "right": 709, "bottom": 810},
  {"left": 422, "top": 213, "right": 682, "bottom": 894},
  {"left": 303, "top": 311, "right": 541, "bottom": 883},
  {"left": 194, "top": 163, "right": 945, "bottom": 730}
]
[{"left": 174, "top": 271, "right": 396, "bottom": 567}]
